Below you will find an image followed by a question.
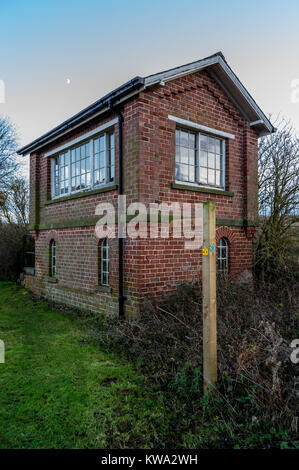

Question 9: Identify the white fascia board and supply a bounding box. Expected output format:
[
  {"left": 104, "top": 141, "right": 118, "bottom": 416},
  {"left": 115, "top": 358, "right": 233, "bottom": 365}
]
[
  {"left": 44, "top": 118, "right": 118, "bottom": 157},
  {"left": 144, "top": 56, "right": 220, "bottom": 87},
  {"left": 168, "top": 115, "right": 235, "bottom": 140}
]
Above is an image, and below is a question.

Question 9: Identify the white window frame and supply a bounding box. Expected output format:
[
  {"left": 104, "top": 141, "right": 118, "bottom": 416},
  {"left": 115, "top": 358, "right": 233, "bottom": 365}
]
[
  {"left": 50, "top": 240, "right": 56, "bottom": 277},
  {"left": 218, "top": 237, "right": 229, "bottom": 273},
  {"left": 49, "top": 121, "right": 116, "bottom": 199},
  {"left": 175, "top": 127, "right": 226, "bottom": 190},
  {"left": 170, "top": 115, "right": 235, "bottom": 192},
  {"left": 100, "top": 239, "right": 109, "bottom": 286}
]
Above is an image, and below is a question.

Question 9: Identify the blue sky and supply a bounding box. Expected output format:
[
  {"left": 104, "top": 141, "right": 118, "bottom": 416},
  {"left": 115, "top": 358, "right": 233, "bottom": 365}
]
[{"left": 0, "top": 0, "right": 298, "bottom": 176}]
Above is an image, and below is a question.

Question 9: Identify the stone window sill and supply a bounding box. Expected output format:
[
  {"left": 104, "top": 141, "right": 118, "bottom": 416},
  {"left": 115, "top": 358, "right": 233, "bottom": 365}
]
[
  {"left": 45, "top": 276, "right": 58, "bottom": 283},
  {"left": 171, "top": 182, "right": 234, "bottom": 197},
  {"left": 45, "top": 183, "right": 118, "bottom": 205},
  {"left": 93, "top": 285, "right": 112, "bottom": 294}
]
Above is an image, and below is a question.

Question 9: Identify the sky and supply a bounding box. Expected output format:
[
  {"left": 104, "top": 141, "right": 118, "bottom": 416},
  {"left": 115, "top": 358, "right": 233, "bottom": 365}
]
[{"left": 0, "top": 0, "right": 298, "bottom": 178}]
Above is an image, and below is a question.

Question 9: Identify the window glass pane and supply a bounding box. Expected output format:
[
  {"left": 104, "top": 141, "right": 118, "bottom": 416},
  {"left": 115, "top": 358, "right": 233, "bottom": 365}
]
[
  {"left": 180, "top": 147, "right": 189, "bottom": 165},
  {"left": 110, "top": 133, "right": 114, "bottom": 148},
  {"left": 180, "top": 131, "right": 189, "bottom": 147},
  {"left": 208, "top": 138, "right": 215, "bottom": 152},
  {"left": 189, "top": 149, "right": 195, "bottom": 165},
  {"left": 110, "top": 165, "right": 114, "bottom": 182},
  {"left": 215, "top": 139, "right": 221, "bottom": 154},
  {"left": 100, "top": 153, "right": 105, "bottom": 169},
  {"left": 99, "top": 168, "right": 105, "bottom": 183},
  {"left": 176, "top": 164, "right": 189, "bottom": 182},
  {"left": 86, "top": 157, "right": 90, "bottom": 171},
  {"left": 99, "top": 135, "right": 105, "bottom": 151},
  {"left": 200, "top": 150, "right": 208, "bottom": 167},
  {"left": 189, "top": 165, "right": 195, "bottom": 182},
  {"left": 200, "top": 167, "right": 207, "bottom": 184},
  {"left": 94, "top": 155, "right": 99, "bottom": 170},
  {"left": 215, "top": 170, "right": 221, "bottom": 186},
  {"left": 208, "top": 169, "right": 215, "bottom": 185},
  {"left": 208, "top": 152, "right": 215, "bottom": 168},
  {"left": 75, "top": 160, "right": 80, "bottom": 176},
  {"left": 200, "top": 135, "right": 208, "bottom": 151}
]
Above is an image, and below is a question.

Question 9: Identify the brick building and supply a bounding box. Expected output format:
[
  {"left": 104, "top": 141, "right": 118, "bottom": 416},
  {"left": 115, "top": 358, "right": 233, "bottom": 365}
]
[{"left": 18, "top": 52, "right": 274, "bottom": 317}]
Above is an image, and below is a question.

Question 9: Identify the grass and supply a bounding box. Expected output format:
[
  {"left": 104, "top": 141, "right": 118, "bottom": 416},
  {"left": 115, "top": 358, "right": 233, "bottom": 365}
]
[{"left": 0, "top": 282, "right": 166, "bottom": 449}]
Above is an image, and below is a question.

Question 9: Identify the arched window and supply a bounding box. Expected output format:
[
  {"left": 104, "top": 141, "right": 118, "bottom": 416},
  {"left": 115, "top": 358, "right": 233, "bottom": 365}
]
[
  {"left": 218, "top": 237, "right": 229, "bottom": 273},
  {"left": 50, "top": 240, "right": 56, "bottom": 277},
  {"left": 100, "top": 239, "right": 109, "bottom": 286}
]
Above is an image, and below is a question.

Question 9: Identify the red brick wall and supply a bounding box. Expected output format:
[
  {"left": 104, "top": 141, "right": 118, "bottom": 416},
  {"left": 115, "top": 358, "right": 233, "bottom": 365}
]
[{"left": 25, "top": 68, "right": 258, "bottom": 315}]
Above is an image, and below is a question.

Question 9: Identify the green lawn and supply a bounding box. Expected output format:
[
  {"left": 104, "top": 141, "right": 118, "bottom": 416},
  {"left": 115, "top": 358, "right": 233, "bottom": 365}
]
[{"left": 0, "top": 282, "right": 165, "bottom": 449}]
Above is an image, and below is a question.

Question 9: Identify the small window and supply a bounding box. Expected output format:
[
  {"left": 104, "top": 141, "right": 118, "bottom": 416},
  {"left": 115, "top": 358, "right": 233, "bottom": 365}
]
[
  {"left": 218, "top": 237, "right": 229, "bottom": 273},
  {"left": 50, "top": 240, "right": 56, "bottom": 277},
  {"left": 175, "top": 128, "right": 225, "bottom": 189},
  {"left": 100, "top": 239, "right": 109, "bottom": 286}
]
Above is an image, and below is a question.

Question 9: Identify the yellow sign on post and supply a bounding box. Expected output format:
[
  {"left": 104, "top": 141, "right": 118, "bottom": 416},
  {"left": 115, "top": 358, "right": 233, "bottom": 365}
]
[{"left": 202, "top": 201, "right": 217, "bottom": 393}]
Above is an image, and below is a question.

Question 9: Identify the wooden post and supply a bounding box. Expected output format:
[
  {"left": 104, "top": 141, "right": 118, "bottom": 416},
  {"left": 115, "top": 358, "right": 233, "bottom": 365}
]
[{"left": 202, "top": 201, "right": 217, "bottom": 393}]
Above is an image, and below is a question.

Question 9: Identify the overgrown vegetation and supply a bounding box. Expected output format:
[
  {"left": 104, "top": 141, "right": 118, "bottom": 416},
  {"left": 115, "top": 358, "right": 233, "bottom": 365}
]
[
  {"left": 88, "top": 277, "right": 299, "bottom": 449},
  {"left": 255, "top": 117, "right": 299, "bottom": 284}
]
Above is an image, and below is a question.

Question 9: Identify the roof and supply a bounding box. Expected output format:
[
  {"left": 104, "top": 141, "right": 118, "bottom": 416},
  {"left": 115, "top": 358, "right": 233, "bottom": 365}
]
[{"left": 18, "top": 52, "right": 274, "bottom": 155}]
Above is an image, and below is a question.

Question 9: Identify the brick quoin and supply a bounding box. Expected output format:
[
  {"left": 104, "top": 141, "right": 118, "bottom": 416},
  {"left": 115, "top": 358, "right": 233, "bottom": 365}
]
[{"left": 19, "top": 54, "right": 273, "bottom": 317}]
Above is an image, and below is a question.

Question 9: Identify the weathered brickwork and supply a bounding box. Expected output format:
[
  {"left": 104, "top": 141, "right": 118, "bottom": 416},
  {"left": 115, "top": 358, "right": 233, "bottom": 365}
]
[{"left": 25, "top": 67, "right": 259, "bottom": 316}]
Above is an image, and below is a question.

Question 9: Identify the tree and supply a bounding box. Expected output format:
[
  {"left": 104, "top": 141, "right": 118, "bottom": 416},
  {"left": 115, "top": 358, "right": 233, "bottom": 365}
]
[
  {"left": 0, "top": 177, "right": 29, "bottom": 226},
  {"left": 0, "top": 115, "right": 18, "bottom": 188},
  {"left": 255, "top": 117, "right": 299, "bottom": 282}
]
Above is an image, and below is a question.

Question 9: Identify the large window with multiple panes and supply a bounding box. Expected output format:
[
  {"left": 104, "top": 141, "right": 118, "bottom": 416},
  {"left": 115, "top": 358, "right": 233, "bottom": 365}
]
[
  {"left": 52, "top": 131, "right": 114, "bottom": 198},
  {"left": 175, "top": 128, "right": 225, "bottom": 189}
]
